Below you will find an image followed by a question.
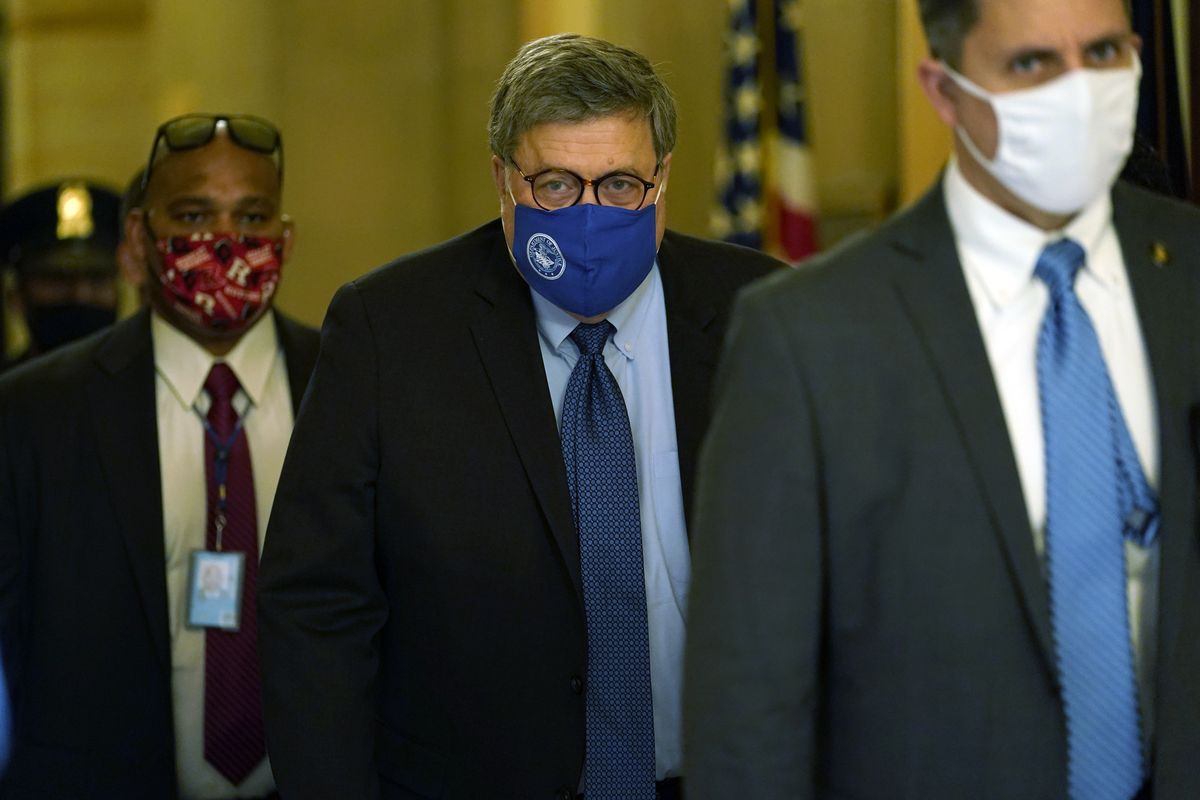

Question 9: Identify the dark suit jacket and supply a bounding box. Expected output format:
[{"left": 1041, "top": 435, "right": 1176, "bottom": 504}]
[
  {"left": 0, "top": 309, "right": 319, "bottom": 799},
  {"left": 684, "top": 182, "right": 1200, "bottom": 799},
  {"left": 257, "top": 219, "right": 780, "bottom": 800}
]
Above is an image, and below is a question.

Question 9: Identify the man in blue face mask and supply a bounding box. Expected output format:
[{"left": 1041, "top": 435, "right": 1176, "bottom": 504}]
[
  {"left": 684, "top": 1, "right": 1200, "bottom": 799},
  {"left": 259, "top": 33, "right": 782, "bottom": 800}
]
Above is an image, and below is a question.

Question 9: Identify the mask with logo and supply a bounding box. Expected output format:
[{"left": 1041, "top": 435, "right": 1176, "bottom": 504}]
[
  {"left": 155, "top": 232, "right": 283, "bottom": 332},
  {"left": 509, "top": 187, "right": 661, "bottom": 318},
  {"left": 944, "top": 56, "right": 1141, "bottom": 215}
]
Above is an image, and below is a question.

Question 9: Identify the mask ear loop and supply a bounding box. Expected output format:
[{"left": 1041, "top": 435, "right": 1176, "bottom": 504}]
[
  {"left": 502, "top": 161, "right": 521, "bottom": 210},
  {"left": 501, "top": 165, "right": 523, "bottom": 268},
  {"left": 939, "top": 61, "right": 1003, "bottom": 170}
]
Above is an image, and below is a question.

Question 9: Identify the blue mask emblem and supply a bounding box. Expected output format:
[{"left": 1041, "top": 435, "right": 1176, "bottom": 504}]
[{"left": 511, "top": 201, "right": 657, "bottom": 318}]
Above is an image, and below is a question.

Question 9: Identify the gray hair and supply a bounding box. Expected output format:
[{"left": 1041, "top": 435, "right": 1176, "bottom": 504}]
[
  {"left": 488, "top": 33, "right": 677, "bottom": 164},
  {"left": 917, "top": 0, "right": 980, "bottom": 67}
]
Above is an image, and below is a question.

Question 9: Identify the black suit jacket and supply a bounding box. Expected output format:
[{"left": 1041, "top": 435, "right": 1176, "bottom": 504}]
[
  {"left": 684, "top": 182, "right": 1200, "bottom": 799},
  {"left": 0, "top": 309, "right": 319, "bottom": 799},
  {"left": 258, "top": 219, "right": 780, "bottom": 800}
]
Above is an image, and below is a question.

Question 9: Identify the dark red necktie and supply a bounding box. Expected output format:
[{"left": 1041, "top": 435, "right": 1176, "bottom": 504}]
[{"left": 202, "top": 363, "right": 265, "bottom": 785}]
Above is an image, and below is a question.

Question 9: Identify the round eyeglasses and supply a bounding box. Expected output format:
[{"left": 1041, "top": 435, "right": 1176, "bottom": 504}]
[{"left": 512, "top": 161, "right": 660, "bottom": 211}]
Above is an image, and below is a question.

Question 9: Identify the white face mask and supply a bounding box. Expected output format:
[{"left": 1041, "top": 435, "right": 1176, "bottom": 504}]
[{"left": 944, "top": 56, "right": 1141, "bottom": 215}]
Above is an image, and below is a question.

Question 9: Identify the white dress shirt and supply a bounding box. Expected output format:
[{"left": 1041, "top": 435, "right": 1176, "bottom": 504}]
[
  {"left": 944, "top": 159, "right": 1160, "bottom": 734},
  {"left": 153, "top": 312, "right": 294, "bottom": 799},
  {"left": 532, "top": 265, "right": 690, "bottom": 781}
]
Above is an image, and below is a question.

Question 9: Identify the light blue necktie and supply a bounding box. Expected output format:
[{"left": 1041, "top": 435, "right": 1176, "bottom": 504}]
[
  {"left": 1036, "top": 238, "right": 1150, "bottom": 800},
  {"left": 560, "top": 321, "right": 655, "bottom": 800}
]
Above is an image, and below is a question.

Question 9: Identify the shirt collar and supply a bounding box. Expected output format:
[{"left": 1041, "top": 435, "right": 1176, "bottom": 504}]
[
  {"left": 943, "top": 156, "right": 1118, "bottom": 309},
  {"left": 531, "top": 262, "right": 660, "bottom": 361},
  {"left": 151, "top": 311, "right": 281, "bottom": 410}
]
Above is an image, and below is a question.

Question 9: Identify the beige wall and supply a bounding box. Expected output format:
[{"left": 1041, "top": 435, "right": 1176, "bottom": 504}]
[
  {"left": 806, "top": 0, "right": 898, "bottom": 228},
  {"left": 4, "top": 0, "right": 907, "bottom": 325},
  {"left": 271, "top": 1, "right": 520, "bottom": 325},
  {"left": 4, "top": 0, "right": 152, "bottom": 191},
  {"left": 6, "top": 0, "right": 1186, "bottom": 330},
  {"left": 3, "top": 0, "right": 521, "bottom": 327}
]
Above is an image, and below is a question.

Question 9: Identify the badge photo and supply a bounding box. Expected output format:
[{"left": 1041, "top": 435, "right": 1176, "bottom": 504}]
[{"left": 186, "top": 550, "right": 245, "bottom": 631}]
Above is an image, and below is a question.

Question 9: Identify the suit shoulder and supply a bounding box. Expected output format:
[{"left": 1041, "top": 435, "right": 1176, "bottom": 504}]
[
  {"left": 350, "top": 219, "right": 503, "bottom": 299},
  {"left": 661, "top": 229, "right": 783, "bottom": 286},
  {"left": 1112, "top": 182, "right": 1200, "bottom": 279},
  {"left": 316, "top": 220, "right": 510, "bottom": 344},
  {"left": 741, "top": 214, "right": 909, "bottom": 314},
  {"left": 273, "top": 310, "right": 320, "bottom": 348},
  {"left": 0, "top": 320, "right": 119, "bottom": 405},
  {"left": 744, "top": 187, "right": 950, "bottom": 311},
  {"left": 272, "top": 310, "right": 321, "bottom": 386},
  {"left": 1114, "top": 181, "right": 1200, "bottom": 226}
]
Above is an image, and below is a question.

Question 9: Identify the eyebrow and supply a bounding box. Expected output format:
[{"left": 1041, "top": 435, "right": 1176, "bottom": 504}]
[
  {"left": 1003, "top": 29, "right": 1131, "bottom": 62},
  {"left": 1081, "top": 31, "right": 1130, "bottom": 50},
  {"left": 165, "top": 196, "right": 215, "bottom": 210},
  {"left": 164, "top": 195, "right": 277, "bottom": 209},
  {"left": 534, "top": 163, "right": 655, "bottom": 179}
]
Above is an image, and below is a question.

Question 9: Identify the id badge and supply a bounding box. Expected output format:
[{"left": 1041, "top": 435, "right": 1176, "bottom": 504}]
[{"left": 186, "top": 550, "right": 245, "bottom": 631}]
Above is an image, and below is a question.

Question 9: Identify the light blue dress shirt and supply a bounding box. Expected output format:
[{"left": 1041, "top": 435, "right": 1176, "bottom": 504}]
[{"left": 531, "top": 264, "right": 690, "bottom": 781}]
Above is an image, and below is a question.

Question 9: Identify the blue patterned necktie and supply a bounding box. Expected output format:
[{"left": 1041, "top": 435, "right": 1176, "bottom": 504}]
[
  {"left": 560, "top": 321, "right": 656, "bottom": 800},
  {"left": 1036, "top": 239, "right": 1146, "bottom": 800}
]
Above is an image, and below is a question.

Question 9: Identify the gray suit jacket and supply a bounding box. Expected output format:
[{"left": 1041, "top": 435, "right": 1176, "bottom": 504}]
[{"left": 684, "top": 182, "right": 1200, "bottom": 799}]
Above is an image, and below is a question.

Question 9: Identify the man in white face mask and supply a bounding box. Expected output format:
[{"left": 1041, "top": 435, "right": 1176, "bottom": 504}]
[
  {"left": 684, "top": 1, "right": 1200, "bottom": 799},
  {"left": 922, "top": 0, "right": 1142, "bottom": 226}
]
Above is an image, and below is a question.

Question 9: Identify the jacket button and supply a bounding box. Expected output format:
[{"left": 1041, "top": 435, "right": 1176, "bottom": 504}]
[
  {"left": 556, "top": 786, "right": 575, "bottom": 800},
  {"left": 570, "top": 674, "right": 583, "bottom": 695}
]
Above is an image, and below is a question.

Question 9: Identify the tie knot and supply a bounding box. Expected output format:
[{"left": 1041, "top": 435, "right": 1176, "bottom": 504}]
[
  {"left": 1035, "top": 238, "right": 1086, "bottom": 299},
  {"left": 570, "top": 320, "right": 615, "bottom": 357},
  {"left": 204, "top": 363, "right": 241, "bottom": 406}
]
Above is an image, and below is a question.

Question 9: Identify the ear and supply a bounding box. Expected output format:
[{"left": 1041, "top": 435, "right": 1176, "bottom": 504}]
[
  {"left": 119, "top": 209, "right": 149, "bottom": 289},
  {"left": 491, "top": 155, "right": 509, "bottom": 202},
  {"left": 657, "top": 152, "right": 673, "bottom": 196},
  {"left": 279, "top": 214, "right": 296, "bottom": 262},
  {"left": 917, "top": 57, "right": 960, "bottom": 129},
  {"left": 653, "top": 152, "right": 673, "bottom": 250}
]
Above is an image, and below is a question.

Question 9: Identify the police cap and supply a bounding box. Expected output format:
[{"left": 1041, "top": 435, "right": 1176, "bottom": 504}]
[{"left": 0, "top": 179, "right": 122, "bottom": 278}]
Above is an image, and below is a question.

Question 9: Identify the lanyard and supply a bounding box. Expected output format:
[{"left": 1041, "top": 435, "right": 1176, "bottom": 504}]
[{"left": 194, "top": 408, "right": 246, "bottom": 552}]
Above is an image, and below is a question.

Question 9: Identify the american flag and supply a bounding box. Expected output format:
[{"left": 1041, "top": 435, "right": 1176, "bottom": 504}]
[{"left": 712, "top": 0, "right": 818, "bottom": 263}]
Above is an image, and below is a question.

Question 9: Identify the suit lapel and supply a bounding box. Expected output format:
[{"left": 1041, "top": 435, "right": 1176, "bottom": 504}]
[
  {"left": 657, "top": 234, "right": 721, "bottom": 534},
  {"left": 1112, "top": 185, "right": 1200, "bottom": 681},
  {"left": 273, "top": 311, "right": 320, "bottom": 414},
  {"left": 87, "top": 310, "right": 171, "bottom": 669},
  {"left": 469, "top": 240, "right": 583, "bottom": 604},
  {"left": 889, "top": 188, "right": 1058, "bottom": 679}
]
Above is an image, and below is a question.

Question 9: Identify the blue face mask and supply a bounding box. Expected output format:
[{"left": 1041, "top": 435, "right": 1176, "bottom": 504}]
[{"left": 510, "top": 198, "right": 658, "bottom": 318}]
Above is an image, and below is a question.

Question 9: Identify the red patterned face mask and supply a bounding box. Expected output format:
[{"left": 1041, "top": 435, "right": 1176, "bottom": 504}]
[{"left": 155, "top": 232, "right": 283, "bottom": 332}]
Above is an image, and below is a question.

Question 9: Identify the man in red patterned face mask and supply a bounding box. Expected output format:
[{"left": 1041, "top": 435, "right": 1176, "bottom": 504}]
[
  {"left": 0, "top": 114, "right": 319, "bottom": 800},
  {"left": 125, "top": 115, "right": 294, "bottom": 354}
]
